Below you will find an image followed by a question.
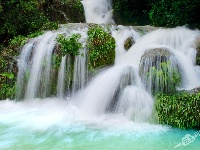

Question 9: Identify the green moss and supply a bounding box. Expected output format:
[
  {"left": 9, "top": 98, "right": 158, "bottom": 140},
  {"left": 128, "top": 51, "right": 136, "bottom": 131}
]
[
  {"left": 155, "top": 92, "right": 200, "bottom": 129},
  {"left": 87, "top": 25, "right": 116, "bottom": 68}
]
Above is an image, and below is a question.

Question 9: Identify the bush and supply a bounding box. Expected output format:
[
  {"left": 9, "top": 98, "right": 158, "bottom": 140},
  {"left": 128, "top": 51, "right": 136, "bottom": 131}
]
[
  {"left": 156, "top": 92, "right": 200, "bottom": 129},
  {"left": 87, "top": 25, "right": 115, "bottom": 68},
  {"left": 56, "top": 33, "right": 82, "bottom": 56},
  {"left": 148, "top": 0, "right": 200, "bottom": 28}
]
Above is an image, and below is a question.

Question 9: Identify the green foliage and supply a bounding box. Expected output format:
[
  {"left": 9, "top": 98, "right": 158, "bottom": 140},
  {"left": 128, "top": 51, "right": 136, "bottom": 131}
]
[
  {"left": 0, "top": 0, "right": 56, "bottom": 46},
  {"left": 113, "top": 0, "right": 150, "bottom": 25},
  {"left": 87, "top": 25, "right": 116, "bottom": 68},
  {"left": 56, "top": 34, "right": 82, "bottom": 56},
  {"left": 156, "top": 92, "right": 200, "bottom": 129},
  {"left": 0, "top": 49, "right": 17, "bottom": 99},
  {"left": 9, "top": 31, "right": 44, "bottom": 47},
  {"left": 146, "top": 61, "right": 181, "bottom": 94},
  {"left": 43, "top": 0, "right": 84, "bottom": 23},
  {"left": 148, "top": 0, "right": 200, "bottom": 28},
  {"left": 0, "top": 72, "right": 16, "bottom": 100}
]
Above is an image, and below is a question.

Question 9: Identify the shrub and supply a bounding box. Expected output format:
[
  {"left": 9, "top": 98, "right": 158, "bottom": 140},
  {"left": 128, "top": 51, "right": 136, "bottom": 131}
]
[
  {"left": 56, "top": 33, "right": 82, "bottom": 56},
  {"left": 156, "top": 92, "right": 200, "bottom": 129},
  {"left": 148, "top": 0, "right": 200, "bottom": 28},
  {"left": 87, "top": 25, "right": 115, "bottom": 68}
]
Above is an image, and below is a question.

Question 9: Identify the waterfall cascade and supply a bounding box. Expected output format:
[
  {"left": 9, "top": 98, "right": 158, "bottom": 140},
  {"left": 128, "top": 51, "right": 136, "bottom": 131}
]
[
  {"left": 14, "top": 0, "right": 200, "bottom": 123},
  {"left": 15, "top": 24, "right": 200, "bottom": 122}
]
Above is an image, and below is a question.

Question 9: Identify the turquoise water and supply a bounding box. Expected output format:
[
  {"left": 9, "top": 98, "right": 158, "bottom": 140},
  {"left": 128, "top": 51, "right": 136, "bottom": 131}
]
[{"left": 0, "top": 99, "right": 199, "bottom": 150}]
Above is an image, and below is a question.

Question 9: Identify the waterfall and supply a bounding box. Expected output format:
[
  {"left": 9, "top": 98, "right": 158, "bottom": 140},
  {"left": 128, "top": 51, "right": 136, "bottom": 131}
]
[
  {"left": 123, "top": 27, "right": 200, "bottom": 90},
  {"left": 81, "top": 0, "right": 114, "bottom": 24},
  {"left": 14, "top": 0, "right": 200, "bottom": 122},
  {"left": 16, "top": 40, "right": 36, "bottom": 99},
  {"left": 25, "top": 32, "right": 57, "bottom": 99},
  {"left": 57, "top": 55, "right": 67, "bottom": 99}
]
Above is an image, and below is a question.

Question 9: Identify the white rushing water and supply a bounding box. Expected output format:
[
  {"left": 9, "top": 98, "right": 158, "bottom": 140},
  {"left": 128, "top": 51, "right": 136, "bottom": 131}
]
[
  {"left": 14, "top": 25, "right": 200, "bottom": 123},
  {"left": 57, "top": 55, "right": 67, "bottom": 99},
  {"left": 81, "top": 0, "right": 114, "bottom": 24},
  {"left": 121, "top": 27, "right": 200, "bottom": 90}
]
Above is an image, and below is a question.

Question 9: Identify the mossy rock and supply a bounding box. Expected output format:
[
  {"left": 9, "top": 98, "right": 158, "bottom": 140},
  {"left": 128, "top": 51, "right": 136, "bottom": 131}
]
[
  {"left": 139, "top": 48, "right": 181, "bottom": 94},
  {"left": 139, "top": 48, "right": 174, "bottom": 77},
  {"left": 124, "top": 37, "right": 135, "bottom": 51},
  {"left": 87, "top": 25, "right": 116, "bottom": 68}
]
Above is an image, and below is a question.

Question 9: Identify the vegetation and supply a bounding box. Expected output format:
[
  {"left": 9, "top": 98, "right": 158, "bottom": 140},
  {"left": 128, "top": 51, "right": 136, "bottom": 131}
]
[
  {"left": 0, "top": 47, "right": 17, "bottom": 99},
  {"left": 148, "top": 0, "right": 200, "bottom": 28},
  {"left": 113, "top": 0, "right": 200, "bottom": 28},
  {"left": 145, "top": 61, "right": 181, "bottom": 94},
  {"left": 156, "top": 92, "right": 200, "bottom": 129},
  {"left": 0, "top": 0, "right": 53, "bottom": 46},
  {"left": 113, "top": 0, "right": 150, "bottom": 25},
  {"left": 87, "top": 25, "right": 115, "bottom": 68},
  {"left": 42, "top": 0, "right": 84, "bottom": 23},
  {"left": 56, "top": 34, "right": 82, "bottom": 56}
]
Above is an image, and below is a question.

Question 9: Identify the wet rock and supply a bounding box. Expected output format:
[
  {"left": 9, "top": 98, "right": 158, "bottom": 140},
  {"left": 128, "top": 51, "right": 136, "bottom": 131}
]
[
  {"left": 139, "top": 48, "right": 180, "bottom": 94},
  {"left": 124, "top": 37, "right": 135, "bottom": 51},
  {"left": 132, "top": 26, "right": 159, "bottom": 35},
  {"left": 139, "top": 48, "right": 173, "bottom": 72},
  {"left": 183, "top": 87, "right": 200, "bottom": 94},
  {"left": 195, "top": 37, "right": 200, "bottom": 65}
]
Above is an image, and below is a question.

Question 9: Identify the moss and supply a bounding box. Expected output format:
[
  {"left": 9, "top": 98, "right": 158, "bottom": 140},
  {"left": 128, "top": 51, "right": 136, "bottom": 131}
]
[
  {"left": 155, "top": 92, "right": 200, "bottom": 129},
  {"left": 87, "top": 25, "right": 116, "bottom": 68}
]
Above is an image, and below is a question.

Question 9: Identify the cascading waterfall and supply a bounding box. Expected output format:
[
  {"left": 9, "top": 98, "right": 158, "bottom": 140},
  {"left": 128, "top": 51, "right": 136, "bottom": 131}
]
[
  {"left": 81, "top": 0, "right": 114, "bottom": 24},
  {"left": 16, "top": 27, "right": 89, "bottom": 99},
  {"left": 122, "top": 27, "right": 200, "bottom": 90},
  {"left": 16, "top": 40, "right": 36, "bottom": 99},
  {"left": 1, "top": 1, "right": 200, "bottom": 148},
  {"left": 25, "top": 31, "right": 57, "bottom": 99},
  {"left": 15, "top": 24, "right": 200, "bottom": 123}
]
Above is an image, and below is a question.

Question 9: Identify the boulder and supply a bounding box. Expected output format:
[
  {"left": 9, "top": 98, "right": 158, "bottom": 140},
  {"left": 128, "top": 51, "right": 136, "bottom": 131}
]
[
  {"left": 139, "top": 48, "right": 173, "bottom": 74},
  {"left": 139, "top": 48, "right": 181, "bottom": 94}
]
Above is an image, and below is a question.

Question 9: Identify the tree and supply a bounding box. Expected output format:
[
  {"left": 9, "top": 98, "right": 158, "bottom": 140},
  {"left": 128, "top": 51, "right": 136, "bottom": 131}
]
[
  {"left": 0, "top": 0, "right": 49, "bottom": 46},
  {"left": 148, "top": 0, "right": 200, "bottom": 28},
  {"left": 113, "top": 0, "right": 150, "bottom": 25}
]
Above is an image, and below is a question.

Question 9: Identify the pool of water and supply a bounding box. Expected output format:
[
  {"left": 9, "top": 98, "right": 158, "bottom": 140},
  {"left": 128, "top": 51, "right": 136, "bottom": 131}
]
[{"left": 0, "top": 99, "right": 199, "bottom": 150}]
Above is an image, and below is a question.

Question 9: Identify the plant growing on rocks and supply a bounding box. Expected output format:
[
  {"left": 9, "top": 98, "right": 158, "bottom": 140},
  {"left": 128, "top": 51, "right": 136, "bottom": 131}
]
[
  {"left": 87, "top": 25, "right": 116, "bottom": 68},
  {"left": 56, "top": 33, "right": 82, "bottom": 57},
  {"left": 156, "top": 92, "right": 200, "bottom": 129}
]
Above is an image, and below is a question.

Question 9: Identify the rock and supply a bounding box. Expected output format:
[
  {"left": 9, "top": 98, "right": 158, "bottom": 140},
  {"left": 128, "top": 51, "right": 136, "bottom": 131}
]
[
  {"left": 195, "top": 37, "right": 200, "bottom": 65},
  {"left": 124, "top": 37, "right": 135, "bottom": 51},
  {"left": 139, "top": 48, "right": 181, "bottom": 94},
  {"left": 183, "top": 87, "right": 200, "bottom": 94},
  {"left": 132, "top": 26, "right": 159, "bottom": 35},
  {"left": 139, "top": 48, "right": 173, "bottom": 72}
]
